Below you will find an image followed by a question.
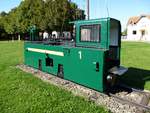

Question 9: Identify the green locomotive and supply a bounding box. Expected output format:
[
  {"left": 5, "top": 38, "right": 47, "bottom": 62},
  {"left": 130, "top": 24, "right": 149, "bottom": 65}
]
[{"left": 24, "top": 18, "right": 127, "bottom": 92}]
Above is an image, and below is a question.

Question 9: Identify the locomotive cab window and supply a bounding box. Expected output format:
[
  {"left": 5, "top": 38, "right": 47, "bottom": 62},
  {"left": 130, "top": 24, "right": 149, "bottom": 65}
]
[{"left": 80, "top": 24, "right": 100, "bottom": 42}]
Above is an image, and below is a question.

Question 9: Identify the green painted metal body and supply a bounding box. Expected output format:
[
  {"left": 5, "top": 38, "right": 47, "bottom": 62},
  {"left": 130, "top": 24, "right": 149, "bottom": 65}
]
[
  {"left": 24, "top": 43, "right": 106, "bottom": 91},
  {"left": 24, "top": 17, "right": 121, "bottom": 92}
]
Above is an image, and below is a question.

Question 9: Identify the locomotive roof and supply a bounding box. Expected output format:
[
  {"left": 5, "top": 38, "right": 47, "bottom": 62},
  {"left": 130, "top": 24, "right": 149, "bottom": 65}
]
[{"left": 69, "top": 17, "right": 120, "bottom": 24}]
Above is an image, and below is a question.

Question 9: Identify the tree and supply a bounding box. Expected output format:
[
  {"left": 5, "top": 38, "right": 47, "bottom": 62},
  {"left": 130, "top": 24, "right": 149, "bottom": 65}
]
[
  {"left": 3, "top": 8, "right": 19, "bottom": 40},
  {"left": 0, "top": 11, "right": 7, "bottom": 17},
  {"left": 0, "top": 0, "right": 85, "bottom": 40},
  {"left": 0, "top": 11, "right": 8, "bottom": 40},
  {"left": 44, "top": 0, "right": 85, "bottom": 32},
  {"left": 18, "top": 0, "right": 44, "bottom": 33}
]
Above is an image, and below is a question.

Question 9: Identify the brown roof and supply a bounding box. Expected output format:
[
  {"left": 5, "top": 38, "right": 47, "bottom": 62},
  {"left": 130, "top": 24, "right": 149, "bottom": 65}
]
[{"left": 127, "top": 15, "right": 150, "bottom": 25}]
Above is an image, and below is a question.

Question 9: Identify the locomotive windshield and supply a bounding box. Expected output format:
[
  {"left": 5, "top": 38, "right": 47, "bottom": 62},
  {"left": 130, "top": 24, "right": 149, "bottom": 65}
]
[{"left": 80, "top": 24, "right": 100, "bottom": 42}]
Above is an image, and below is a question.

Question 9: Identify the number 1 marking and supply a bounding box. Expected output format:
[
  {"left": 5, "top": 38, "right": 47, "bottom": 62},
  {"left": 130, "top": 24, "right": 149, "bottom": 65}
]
[{"left": 78, "top": 51, "right": 82, "bottom": 60}]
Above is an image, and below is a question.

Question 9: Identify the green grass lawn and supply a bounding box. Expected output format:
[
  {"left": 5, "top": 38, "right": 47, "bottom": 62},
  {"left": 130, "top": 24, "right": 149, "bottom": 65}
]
[
  {"left": 0, "top": 41, "right": 108, "bottom": 113},
  {"left": 121, "top": 41, "right": 150, "bottom": 90},
  {"left": 0, "top": 41, "right": 150, "bottom": 113}
]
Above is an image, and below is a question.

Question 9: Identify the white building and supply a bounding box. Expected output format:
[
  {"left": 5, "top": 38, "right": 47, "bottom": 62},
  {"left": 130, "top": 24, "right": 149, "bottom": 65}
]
[{"left": 126, "top": 15, "right": 150, "bottom": 42}]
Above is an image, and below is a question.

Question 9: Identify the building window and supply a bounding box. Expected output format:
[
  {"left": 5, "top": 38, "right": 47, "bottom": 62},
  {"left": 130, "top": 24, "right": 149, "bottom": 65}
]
[
  {"left": 80, "top": 24, "right": 100, "bottom": 42},
  {"left": 141, "top": 30, "right": 145, "bottom": 36},
  {"left": 133, "top": 30, "right": 136, "bottom": 35}
]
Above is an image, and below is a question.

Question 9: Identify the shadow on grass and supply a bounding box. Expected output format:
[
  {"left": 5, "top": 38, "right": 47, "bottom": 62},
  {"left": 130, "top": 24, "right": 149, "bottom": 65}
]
[{"left": 120, "top": 67, "right": 150, "bottom": 90}]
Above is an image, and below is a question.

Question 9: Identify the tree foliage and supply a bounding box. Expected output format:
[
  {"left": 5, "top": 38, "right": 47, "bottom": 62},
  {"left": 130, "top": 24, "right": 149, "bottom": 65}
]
[
  {"left": 0, "top": 0, "right": 85, "bottom": 39},
  {"left": 0, "top": 11, "right": 8, "bottom": 39}
]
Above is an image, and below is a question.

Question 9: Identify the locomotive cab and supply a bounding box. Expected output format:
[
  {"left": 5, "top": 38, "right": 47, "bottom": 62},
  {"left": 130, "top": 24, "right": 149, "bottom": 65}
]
[
  {"left": 73, "top": 18, "right": 122, "bottom": 67},
  {"left": 72, "top": 18, "right": 127, "bottom": 86}
]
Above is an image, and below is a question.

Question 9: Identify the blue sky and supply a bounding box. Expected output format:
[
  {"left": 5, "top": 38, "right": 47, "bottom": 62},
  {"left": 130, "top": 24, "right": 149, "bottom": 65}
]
[
  {"left": 0, "top": 0, "right": 150, "bottom": 30},
  {"left": 0, "top": 0, "right": 21, "bottom": 12}
]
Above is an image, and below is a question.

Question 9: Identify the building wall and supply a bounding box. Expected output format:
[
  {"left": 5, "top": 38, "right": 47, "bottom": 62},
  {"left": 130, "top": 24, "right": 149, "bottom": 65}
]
[{"left": 127, "top": 17, "right": 150, "bottom": 42}]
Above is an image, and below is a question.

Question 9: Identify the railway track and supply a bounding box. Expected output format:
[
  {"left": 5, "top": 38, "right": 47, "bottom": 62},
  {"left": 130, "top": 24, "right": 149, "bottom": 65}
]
[
  {"left": 118, "top": 83, "right": 150, "bottom": 95},
  {"left": 109, "top": 84, "right": 150, "bottom": 112}
]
